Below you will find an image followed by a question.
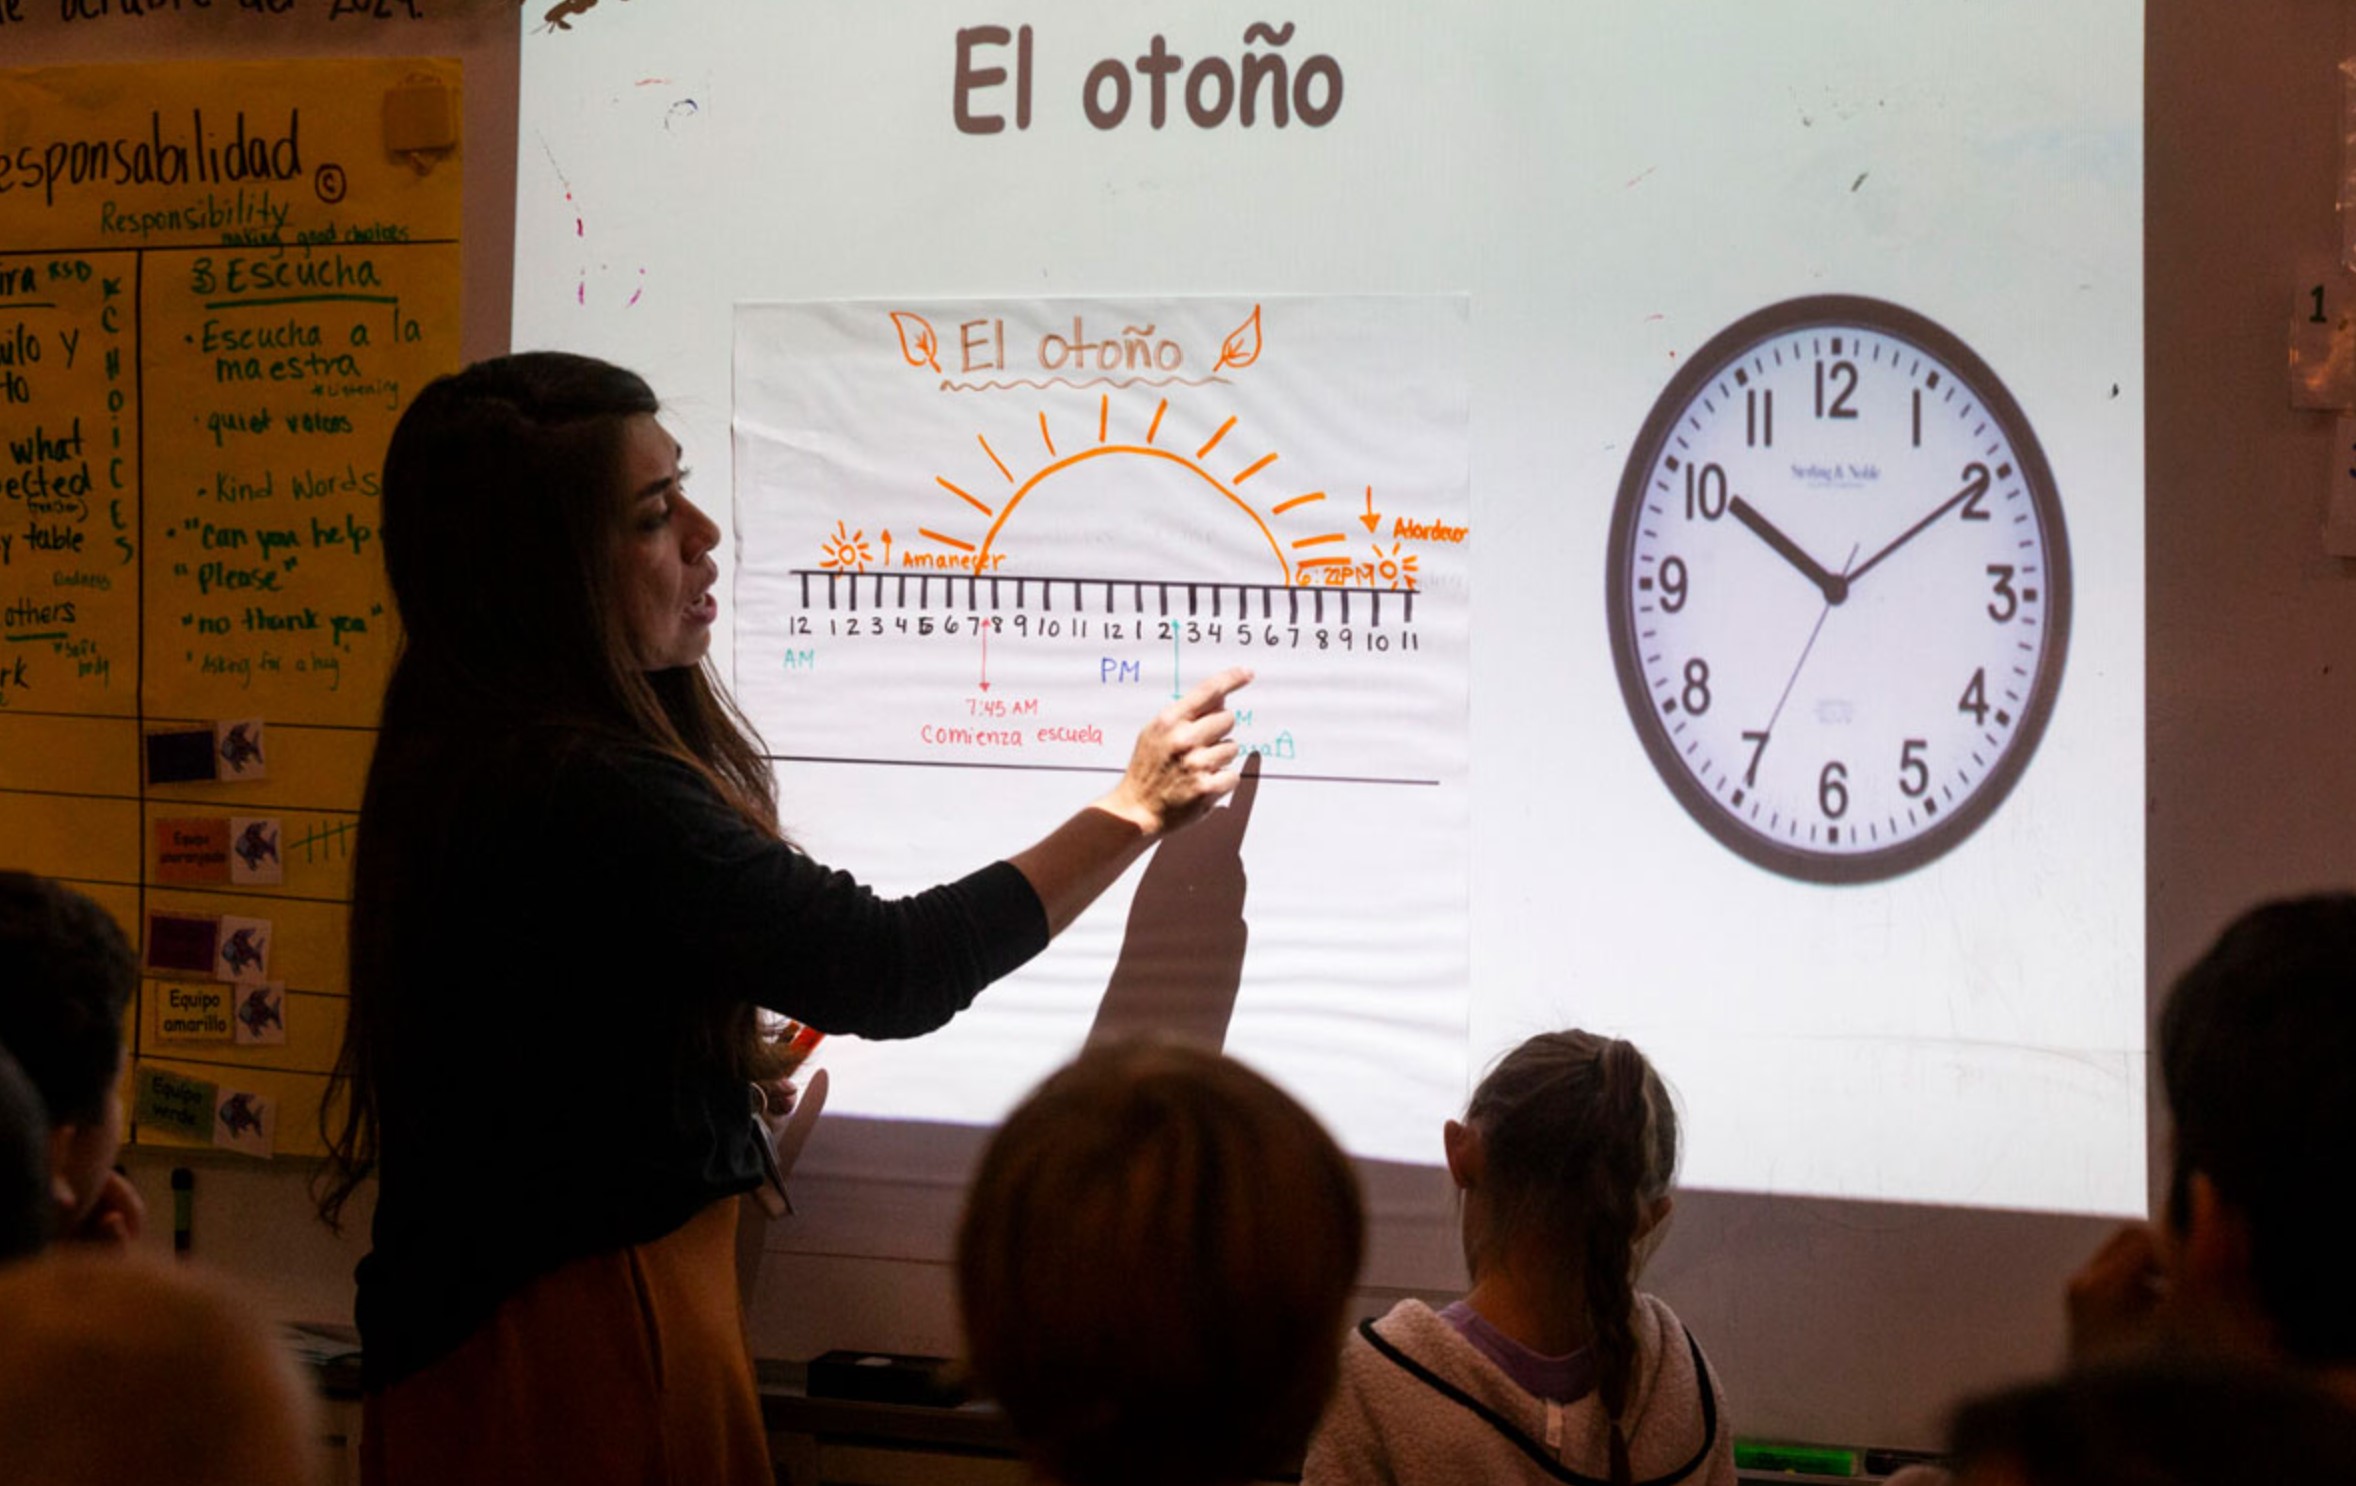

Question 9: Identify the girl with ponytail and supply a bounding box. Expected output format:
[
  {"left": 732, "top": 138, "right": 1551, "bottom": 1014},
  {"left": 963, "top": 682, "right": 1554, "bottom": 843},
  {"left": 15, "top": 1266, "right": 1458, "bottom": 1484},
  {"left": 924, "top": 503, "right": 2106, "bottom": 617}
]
[{"left": 1304, "top": 1030, "right": 1735, "bottom": 1486}]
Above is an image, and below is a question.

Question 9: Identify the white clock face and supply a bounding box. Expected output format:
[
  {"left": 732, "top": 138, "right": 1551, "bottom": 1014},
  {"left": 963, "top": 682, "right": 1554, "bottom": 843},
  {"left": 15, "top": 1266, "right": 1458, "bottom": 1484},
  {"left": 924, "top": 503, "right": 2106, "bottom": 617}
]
[{"left": 1606, "top": 297, "right": 2070, "bottom": 883}]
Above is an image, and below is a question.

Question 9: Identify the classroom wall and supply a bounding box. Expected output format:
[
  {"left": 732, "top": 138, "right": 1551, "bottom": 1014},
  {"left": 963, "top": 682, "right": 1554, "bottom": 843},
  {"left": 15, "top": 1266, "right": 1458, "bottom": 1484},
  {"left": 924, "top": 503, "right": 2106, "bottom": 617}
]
[
  {"left": 0, "top": 0, "right": 519, "bottom": 1334},
  {"left": 22, "top": 0, "right": 2356, "bottom": 1451}
]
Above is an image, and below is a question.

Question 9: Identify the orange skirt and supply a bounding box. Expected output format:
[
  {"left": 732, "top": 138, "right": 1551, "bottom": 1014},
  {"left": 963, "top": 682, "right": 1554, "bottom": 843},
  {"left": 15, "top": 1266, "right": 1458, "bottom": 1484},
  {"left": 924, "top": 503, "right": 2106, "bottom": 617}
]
[{"left": 362, "top": 1198, "right": 770, "bottom": 1486}]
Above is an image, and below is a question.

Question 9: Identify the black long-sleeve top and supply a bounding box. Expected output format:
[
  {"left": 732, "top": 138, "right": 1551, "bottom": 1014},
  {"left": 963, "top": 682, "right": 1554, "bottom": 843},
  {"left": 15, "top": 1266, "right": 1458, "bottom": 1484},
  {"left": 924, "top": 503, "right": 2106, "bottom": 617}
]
[{"left": 352, "top": 737, "right": 1048, "bottom": 1389}]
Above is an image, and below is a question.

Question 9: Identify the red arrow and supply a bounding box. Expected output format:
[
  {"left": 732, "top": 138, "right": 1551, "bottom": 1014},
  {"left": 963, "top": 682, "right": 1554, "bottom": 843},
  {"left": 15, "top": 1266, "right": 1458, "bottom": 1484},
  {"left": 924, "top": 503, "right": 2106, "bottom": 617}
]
[
  {"left": 978, "top": 621, "right": 991, "bottom": 691},
  {"left": 1360, "top": 485, "right": 1382, "bottom": 534}
]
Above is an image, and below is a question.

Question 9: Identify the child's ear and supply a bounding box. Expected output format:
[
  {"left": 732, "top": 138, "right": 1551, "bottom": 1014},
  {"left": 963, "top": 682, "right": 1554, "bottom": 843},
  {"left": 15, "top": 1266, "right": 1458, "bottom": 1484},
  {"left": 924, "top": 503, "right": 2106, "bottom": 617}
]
[
  {"left": 45, "top": 1123, "right": 84, "bottom": 1214},
  {"left": 1637, "top": 1193, "right": 1675, "bottom": 1242},
  {"left": 1442, "top": 1119, "right": 1482, "bottom": 1190}
]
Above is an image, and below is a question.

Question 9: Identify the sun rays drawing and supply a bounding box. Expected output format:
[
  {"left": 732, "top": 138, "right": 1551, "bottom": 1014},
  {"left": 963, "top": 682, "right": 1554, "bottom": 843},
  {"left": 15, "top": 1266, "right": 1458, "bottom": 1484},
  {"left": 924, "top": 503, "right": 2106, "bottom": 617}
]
[
  {"left": 817, "top": 520, "right": 874, "bottom": 572},
  {"left": 884, "top": 391, "right": 1357, "bottom": 587},
  {"left": 819, "top": 301, "right": 1410, "bottom": 591}
]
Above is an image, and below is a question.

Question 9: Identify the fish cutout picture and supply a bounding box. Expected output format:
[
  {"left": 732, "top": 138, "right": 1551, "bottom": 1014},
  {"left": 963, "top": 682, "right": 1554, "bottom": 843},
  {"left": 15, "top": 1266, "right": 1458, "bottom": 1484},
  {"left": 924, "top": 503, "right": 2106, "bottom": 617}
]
[
  {"left": 215, "top": 719, "right": 267, "bottom": 780},
  {"left": 233, "top": 983, "right": 287, "bottom": 1047},
  {"left": 229, "top": 818, "right": 283, "bottom": 886},
  {"left": 213, "top": 916, "right": 272, "bottom": 986}
]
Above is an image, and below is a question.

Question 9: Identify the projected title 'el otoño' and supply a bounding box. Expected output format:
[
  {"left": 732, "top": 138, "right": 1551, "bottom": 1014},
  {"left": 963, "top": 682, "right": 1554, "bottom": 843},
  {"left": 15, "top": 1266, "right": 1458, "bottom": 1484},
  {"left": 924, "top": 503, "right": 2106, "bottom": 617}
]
[{"left": 953, "top": 21, "right": 1344, "bottom": 135}]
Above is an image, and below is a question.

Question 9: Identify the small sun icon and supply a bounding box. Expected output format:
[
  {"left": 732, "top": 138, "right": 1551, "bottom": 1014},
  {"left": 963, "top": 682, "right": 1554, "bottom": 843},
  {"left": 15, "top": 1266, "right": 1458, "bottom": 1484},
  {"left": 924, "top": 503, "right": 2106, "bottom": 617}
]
[
  {"left": 819, "top": 520, "right": 874, "bottom": 572},
  {"left": 1369, "top": 540, "right": 1419, "bottom": 591}
]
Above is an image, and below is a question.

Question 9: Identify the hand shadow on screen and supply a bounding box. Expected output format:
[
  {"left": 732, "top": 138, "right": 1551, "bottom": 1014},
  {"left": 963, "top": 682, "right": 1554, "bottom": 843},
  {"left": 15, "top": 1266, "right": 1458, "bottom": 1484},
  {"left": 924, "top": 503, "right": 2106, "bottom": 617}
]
[{"left": 1084, "top": 753, "right": 1263, "bottom": 1052}]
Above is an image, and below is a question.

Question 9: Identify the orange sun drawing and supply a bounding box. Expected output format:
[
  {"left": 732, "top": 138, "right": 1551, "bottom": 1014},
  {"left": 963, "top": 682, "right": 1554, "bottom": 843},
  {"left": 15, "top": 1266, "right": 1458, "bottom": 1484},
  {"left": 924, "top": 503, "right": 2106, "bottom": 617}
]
[
  {"left": 818, "top": 520, "right": 874, "bottom": 572},
  {"left": 1368, "top": 540, "right": 1420, "bottom": 591},
  {"left": 919, "top": 392, "right": 1354, "bottom": 585}
]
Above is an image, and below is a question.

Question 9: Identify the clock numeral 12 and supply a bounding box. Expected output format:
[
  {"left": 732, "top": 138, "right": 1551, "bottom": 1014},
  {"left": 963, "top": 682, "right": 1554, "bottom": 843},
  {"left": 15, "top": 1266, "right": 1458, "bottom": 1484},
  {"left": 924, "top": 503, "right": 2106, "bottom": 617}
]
[{"left": 1816, "top": 359, "right": 1859, "bottom": 420}]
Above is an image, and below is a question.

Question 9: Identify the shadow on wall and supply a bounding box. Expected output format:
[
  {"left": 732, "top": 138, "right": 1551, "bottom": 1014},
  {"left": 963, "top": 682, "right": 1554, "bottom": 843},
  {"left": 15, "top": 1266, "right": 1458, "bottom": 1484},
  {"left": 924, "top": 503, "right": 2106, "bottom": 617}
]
[{"left": 1087, "top": 753, "right": 1264, "bottom": 1053}]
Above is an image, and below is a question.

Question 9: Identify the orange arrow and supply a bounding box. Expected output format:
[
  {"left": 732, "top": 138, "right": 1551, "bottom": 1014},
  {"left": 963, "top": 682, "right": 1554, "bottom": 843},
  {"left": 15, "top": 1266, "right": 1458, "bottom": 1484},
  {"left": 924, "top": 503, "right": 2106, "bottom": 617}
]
[
  {"left": 1360, "top": 485, "right": 1382, "bottom": 534},
  {"left": 881, "top": 529, "right": 892, "bottom": 565}
]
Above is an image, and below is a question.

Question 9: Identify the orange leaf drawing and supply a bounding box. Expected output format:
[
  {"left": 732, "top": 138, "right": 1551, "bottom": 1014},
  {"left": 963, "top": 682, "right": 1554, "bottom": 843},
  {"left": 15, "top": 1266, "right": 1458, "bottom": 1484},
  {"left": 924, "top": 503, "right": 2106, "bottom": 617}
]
[
  {"left": 890, "top": 311, "right": 941, "bottom": 373},
  {"left": 1214, "top": 304, "right": 1263, "bottom": 372}
]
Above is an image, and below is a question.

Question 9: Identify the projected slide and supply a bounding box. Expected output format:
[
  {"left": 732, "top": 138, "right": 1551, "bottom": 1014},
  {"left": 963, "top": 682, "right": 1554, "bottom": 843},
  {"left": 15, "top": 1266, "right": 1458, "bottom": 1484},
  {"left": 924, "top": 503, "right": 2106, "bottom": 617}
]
[{"left": 516, "top": 0, "right": 2144, "bottom": 1220}]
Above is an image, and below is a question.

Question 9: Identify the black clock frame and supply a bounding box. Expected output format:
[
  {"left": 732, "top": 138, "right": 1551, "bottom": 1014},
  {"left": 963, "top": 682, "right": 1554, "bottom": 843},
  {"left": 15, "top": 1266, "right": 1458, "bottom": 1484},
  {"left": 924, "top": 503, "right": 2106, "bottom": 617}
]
[{"left": 1604, "top": 294, "right": 2073, "bottom": 885}]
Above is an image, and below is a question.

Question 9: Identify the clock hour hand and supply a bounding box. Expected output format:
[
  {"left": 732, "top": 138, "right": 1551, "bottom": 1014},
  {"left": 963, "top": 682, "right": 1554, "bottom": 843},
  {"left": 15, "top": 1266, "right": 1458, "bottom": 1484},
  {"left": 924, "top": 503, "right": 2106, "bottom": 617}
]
[
  {"left": 1844, "top": 478, "right": 1978, "bottom": 589},
  {"left": 1730, "top": 495, "right": 1849, "bottom": 605}
]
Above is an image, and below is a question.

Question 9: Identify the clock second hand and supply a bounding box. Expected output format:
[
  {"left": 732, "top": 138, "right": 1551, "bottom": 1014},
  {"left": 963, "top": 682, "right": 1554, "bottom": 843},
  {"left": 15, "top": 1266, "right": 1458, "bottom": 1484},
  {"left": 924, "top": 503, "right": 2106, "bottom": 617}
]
[{"left": 1744, "top": 543, "right": 1861, "bottom": 787}]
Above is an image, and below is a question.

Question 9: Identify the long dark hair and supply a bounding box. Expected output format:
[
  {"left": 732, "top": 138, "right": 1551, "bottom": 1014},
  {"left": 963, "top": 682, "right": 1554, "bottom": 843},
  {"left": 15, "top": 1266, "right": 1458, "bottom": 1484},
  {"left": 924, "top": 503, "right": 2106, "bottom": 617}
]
[
  {"left": 1464, "top": 1030, "right": 1679, "bottom": 1486},
  {"left": 315, "top": 352, "right": 779, "bottom": 1228}
]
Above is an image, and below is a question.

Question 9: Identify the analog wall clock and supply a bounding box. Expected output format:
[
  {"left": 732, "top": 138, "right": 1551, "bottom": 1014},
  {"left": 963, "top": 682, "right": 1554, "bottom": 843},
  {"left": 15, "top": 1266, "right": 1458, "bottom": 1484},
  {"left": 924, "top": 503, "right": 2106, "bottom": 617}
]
[{"left": 1605, "top": 296, "right": 2070, "bottom": 884}]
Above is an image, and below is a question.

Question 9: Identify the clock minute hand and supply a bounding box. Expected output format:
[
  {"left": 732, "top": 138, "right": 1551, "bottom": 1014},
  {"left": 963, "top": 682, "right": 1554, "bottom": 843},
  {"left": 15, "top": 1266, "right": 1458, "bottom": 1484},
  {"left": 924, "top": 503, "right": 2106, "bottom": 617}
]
[
  {"left": 1845, "top": 479, "right": 1977, "bottom": 589},
  {"left": 1729, "top": 495, "right": 1849, "bottom": 605}
]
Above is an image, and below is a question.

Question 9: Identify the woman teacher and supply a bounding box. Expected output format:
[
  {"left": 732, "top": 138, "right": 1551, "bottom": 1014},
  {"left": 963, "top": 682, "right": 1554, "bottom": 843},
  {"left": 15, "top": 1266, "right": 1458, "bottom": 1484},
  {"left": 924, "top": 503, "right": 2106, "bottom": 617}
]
[{"left": 318, "top": 352, "right": 1249, "bottom": 1485}]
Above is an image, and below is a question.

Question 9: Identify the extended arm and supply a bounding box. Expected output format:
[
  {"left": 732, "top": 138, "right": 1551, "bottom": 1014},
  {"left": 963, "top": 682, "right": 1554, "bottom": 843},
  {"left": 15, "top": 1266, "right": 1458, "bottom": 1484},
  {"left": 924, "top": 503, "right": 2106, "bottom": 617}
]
[{"left": 562, "top": 668, "right": 1253, "bottom": 1036}]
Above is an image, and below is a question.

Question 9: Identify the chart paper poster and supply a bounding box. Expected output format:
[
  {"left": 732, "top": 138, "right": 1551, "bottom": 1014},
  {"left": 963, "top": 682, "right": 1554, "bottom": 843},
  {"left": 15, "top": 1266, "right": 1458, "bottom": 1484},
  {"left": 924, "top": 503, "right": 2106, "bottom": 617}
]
[
  {"left": 0, "top": 57, "right": 463, "bottom": 1153},
  {"left": 735, "top": 296, "right": 1469, "bottom": 1161}
]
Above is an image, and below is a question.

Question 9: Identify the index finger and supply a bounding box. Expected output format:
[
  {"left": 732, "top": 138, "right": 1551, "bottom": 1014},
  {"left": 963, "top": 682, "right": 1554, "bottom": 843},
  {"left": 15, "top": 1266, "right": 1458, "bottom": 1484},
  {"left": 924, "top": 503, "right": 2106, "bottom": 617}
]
[{"left": 1172, "top": 665, "right": 1253, "bottom": 719}]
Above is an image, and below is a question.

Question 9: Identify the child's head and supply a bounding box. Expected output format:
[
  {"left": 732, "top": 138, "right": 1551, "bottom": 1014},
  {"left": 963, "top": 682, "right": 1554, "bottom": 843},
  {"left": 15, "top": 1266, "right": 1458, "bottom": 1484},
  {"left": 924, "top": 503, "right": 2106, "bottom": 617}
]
[
  {"left": 1449, "top": 1031, "right": 1679, "bottom": 1463},
  {"left": 0, "top": 1251, "right": 320, "bottom": 1486},
  {"left": 0, "top": 874, "right": 134, "bottom": 1237},
  {"left": 2158, "top": 892, "right": 2356, "bottom": 1365},
  {"left": 956, "top": 1038, "right": 1365, "bottom": 1486},
  {"left": 1453, "top": 1029, "right": 1679, "bottom": 1275}
]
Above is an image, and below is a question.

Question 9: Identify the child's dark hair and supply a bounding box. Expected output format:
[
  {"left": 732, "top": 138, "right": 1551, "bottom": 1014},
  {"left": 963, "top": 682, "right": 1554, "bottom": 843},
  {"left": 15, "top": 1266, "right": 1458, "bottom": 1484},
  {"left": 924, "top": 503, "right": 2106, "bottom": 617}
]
[
  {"left": 2159, "top": 892, "right": 2356, "bottom": 1364},
  {"left": 0, "top": 872, "right": 135, "bottom": 1127},
  {"left": 1464, "top": 1030, "right": 1678, "bottom": 1486},
  {"left": 958, "top": 1039, "right": 1365, "bottom": 1486}
]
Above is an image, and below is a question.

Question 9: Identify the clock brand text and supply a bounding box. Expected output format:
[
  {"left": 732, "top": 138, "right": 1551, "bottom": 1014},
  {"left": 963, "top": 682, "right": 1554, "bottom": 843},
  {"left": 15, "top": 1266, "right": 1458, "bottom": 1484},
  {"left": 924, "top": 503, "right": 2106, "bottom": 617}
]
[{"left": 1790, "top": 461, "right": 1883, "bottom": 488}]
